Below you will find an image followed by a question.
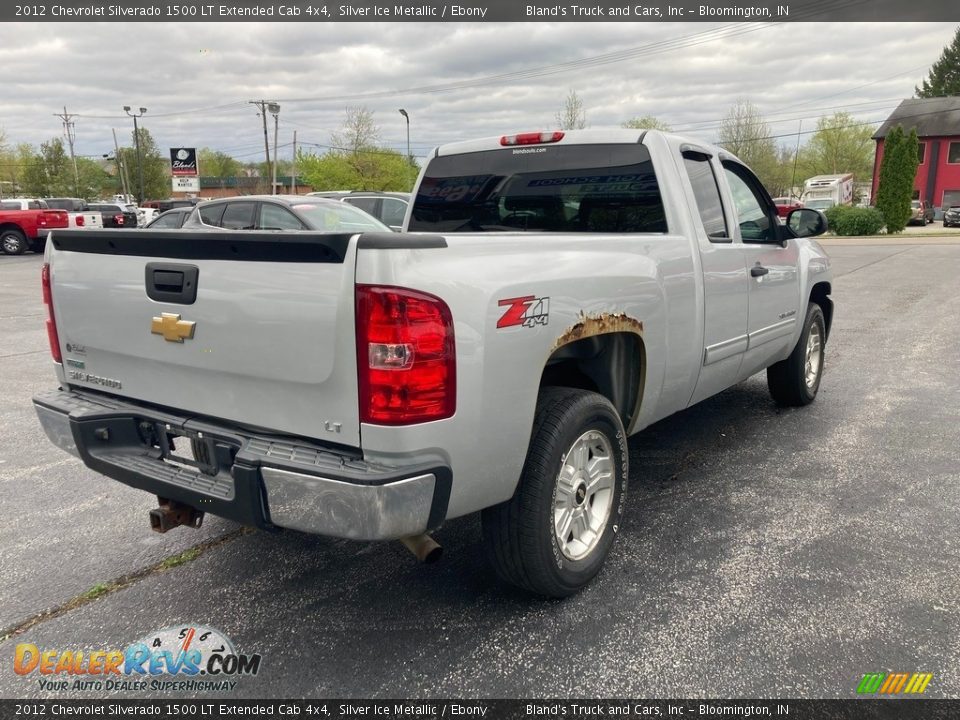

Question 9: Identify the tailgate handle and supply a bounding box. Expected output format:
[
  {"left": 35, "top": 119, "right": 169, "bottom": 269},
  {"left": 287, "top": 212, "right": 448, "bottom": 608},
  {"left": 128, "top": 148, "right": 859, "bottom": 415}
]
[{"left": 145, "top": 262, "right": 199, "bottom": 304}]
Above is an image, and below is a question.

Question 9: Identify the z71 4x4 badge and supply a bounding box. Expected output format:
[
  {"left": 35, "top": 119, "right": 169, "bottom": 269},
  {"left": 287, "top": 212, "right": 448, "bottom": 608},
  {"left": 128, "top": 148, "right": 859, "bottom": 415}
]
[{"left": 497, "top": 295, "right": 550, "bottom": 329}]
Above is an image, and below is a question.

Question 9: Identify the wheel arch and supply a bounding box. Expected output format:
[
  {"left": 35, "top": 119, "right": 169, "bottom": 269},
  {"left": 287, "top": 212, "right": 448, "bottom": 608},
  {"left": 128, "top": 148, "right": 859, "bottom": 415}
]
[
  {"left": 539, "top": 329, "right": 646, "bottom": 433},
  {"left": 809, "top": 281, "right": 833, "bottom": 340},
  {"left": 0, "top": 223, "right": 27, "bottom": 236}
]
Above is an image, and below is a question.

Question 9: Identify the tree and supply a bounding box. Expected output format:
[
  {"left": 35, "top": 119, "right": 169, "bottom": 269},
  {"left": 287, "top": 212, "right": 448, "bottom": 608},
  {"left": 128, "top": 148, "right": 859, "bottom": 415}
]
[
  {"left": 298, "top": 108, "right": 415, "bottom": 191},
  {"left": 621, "top": 115, "right": 672, "bottom": 131},
  {"left": 331, "top": 106, "right": 380, "bottom": 154},
  {"left": 916, "top": 26, "right": 960, "bottom": 98},
  {"left": 198, "top": 148, "right": 241, "bottom": 178},
  {"left": 796, "top": 112, "right": 876, "bottom": 182},
  {"left": 118, "top": 126, "right": 168, "bottom": 201},
  {"left": 717, "top": 98, "right": 781, "bottom": 194},
  {"left": 14, "top": 139, "right": 74, "bottom": 196},
  {"left": 297, "top": 147, "right": 414, "bottom": 192},
  {"left": 875, "top": 125, "right": 919, "bottom": 233},
  {"left": 555, "top": 90, "right": 587, "bottom": 130},
  {"left": 75, "top": 157, "right": 113, "bottom": 199}
]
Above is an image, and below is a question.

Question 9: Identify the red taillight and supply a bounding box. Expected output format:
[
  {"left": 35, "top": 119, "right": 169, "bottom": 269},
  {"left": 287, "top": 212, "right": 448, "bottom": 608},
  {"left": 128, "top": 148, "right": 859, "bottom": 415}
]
[
  {"left": 115, "top": 214, "right": 124, "bottom": 226},
  {"left": 500, "top": 131, "right": 565, "bottom": 146},
  {"left": 75, "top": 214, "right": 85, "bottom": 227},
  {"left": 38, "top": 211, "right": 68, "bottom": 228},
  {"left": 356, "top": 285, "right": 455, "bottom": 425},
  {"left": 42, "top": 263, "right": 61, "bottom": 364}
]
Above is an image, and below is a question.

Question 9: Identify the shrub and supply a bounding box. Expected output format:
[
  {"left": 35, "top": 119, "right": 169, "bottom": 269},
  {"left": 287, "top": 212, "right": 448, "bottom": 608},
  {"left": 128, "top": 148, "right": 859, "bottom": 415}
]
[{"left": 823, "top": 205, "right": 886, "bottom": 236}]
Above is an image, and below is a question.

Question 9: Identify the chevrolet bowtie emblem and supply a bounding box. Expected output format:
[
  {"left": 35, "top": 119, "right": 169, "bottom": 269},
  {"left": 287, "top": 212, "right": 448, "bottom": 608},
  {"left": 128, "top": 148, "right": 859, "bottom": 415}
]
[{"left": 151, "top": 313, "right": 196, "bottom": 343}]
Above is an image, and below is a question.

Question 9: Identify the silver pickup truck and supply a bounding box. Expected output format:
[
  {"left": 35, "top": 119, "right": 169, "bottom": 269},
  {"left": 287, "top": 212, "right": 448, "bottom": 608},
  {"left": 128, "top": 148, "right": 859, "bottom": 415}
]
[{"left": 33, "top": 129, "right": 832, "bottom": 597}]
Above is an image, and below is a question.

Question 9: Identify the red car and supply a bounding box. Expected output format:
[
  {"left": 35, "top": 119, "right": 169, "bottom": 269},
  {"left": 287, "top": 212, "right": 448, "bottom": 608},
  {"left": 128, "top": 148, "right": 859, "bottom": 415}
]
[{"left": 772, "top": 197, "right": 803, "bottom": 218}]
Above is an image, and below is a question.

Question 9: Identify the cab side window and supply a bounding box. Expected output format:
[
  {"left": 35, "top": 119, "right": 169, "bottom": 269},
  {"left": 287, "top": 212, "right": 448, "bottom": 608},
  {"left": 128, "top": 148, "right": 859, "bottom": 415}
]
[
  {"left": 683, "top": 151, "right": 728, "bottom": 242},
  {"left": 722, "top": 162, "right": 777, "bottom": 242}
]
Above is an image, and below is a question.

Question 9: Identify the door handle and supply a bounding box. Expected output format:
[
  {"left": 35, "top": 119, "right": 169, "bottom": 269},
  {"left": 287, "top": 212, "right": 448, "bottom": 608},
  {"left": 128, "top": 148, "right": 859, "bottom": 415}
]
[
  {"left": 751, "top": 264, "right": 769, "bottom": 278},
  {"left": 145, "top": 262, "right": 199, "bottom": 304}
]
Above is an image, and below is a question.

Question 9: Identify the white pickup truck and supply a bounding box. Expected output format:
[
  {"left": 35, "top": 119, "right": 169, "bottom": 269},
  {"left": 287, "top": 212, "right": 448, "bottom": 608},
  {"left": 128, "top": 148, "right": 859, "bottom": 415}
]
[
  {"left": 33, "top": 129, "right": 833, "bottom": 596},
  {"left": 42, "top": 198, "right": 104, "bottom": 232}
]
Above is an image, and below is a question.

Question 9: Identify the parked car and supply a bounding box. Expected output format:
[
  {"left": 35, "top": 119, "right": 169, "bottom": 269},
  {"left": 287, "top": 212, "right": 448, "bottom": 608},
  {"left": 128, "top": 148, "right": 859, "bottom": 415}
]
[
  {"left": 308, "top": 191, "right": 410, "bottom": 231},
  {"left": 908, "top": 199, "right": 934, "bottom": 225},
  {"left": 138, "top": 208, "right": 159, "bottom": 226},
  {"left": 771, "top": 196, "right": 803, "bottom": 218},
  {"left": 182, "top": 195, "right": 390, "bottom": 233},
  {"left": 87, "top": 202, "right": 139, "bottom": 228},
  {"left": 43, "top": 198, "right": 104, "bottom": 230},
  {"left": 943, "top": 205, "right": 960, "bottom": 228},
  {"left": 144, "top": 198, "right": 201, "bottom": 214},
  {"left": 35, "top": 129, "right": 832, "bottom": 597},
  {"left": 0, "top": 198, "right": 49, "bottom": 210},
  {"left": 0, "top": 205, "right": 69, "bottom": 254},
  {"left": 144, "top": 207, "right": 193, "bottom": 229}
]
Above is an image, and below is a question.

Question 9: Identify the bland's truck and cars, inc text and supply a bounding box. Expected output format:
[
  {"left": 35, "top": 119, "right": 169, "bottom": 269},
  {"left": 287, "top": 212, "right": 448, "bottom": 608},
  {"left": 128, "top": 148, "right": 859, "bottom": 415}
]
[{"left": 33, "top": 129, "right": 832, "bottom": 597}]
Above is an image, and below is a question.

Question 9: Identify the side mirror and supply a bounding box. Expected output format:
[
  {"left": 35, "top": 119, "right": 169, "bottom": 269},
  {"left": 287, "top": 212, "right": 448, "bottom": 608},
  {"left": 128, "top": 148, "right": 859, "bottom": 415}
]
[{"left": 786, "top": 208, "right": 828, "bottom": 238}]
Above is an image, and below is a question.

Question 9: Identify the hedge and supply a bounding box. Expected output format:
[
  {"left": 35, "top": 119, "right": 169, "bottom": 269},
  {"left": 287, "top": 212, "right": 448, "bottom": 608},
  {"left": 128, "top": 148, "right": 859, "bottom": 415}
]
[{"left": 823, "top": 205, "right": 886, "bottom": 236}]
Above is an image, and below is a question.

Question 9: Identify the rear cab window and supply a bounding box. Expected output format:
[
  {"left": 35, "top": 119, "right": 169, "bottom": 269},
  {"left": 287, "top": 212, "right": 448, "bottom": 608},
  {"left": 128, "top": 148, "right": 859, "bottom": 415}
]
[{"left": 408, "top": 143, "right": 667, "bottom": 234}]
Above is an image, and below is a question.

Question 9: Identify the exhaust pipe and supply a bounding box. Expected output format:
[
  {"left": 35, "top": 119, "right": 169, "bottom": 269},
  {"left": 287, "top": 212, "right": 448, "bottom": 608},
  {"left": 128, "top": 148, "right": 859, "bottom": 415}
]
[
  {"left": 400, "top": 533, "right": 443, "bottom": 564},
  {"left": 150, "top": 498, "right": 204, "bottom": 533}
]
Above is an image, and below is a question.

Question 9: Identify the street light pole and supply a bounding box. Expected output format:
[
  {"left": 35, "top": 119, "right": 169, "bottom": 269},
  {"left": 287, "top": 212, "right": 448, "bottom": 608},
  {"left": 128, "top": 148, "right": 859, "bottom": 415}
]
[
  {"left": 123, "top": 105, "right": 147, "bottom": 203},
  {"left": 269, "top": 103, "right": 281, "bottom": 195},
  {"left": 398, "top": 109, "right": 411, "bottom": 189}
]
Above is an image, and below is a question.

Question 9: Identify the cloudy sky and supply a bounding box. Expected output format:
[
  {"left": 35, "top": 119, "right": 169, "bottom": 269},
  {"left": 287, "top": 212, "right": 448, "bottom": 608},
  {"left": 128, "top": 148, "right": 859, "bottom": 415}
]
[{"left": 0, "top": 21, "right": 955, "bottom": 165}]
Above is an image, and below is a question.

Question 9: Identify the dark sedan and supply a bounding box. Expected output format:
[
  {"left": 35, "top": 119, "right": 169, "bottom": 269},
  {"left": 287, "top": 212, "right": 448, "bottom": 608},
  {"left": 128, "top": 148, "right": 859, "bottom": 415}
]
[
  {"left": 944, "top": 205, "right": 960, "bottom": 228},
  {"left": 88, "top": 202, "right": 139, "bottom": 228}
]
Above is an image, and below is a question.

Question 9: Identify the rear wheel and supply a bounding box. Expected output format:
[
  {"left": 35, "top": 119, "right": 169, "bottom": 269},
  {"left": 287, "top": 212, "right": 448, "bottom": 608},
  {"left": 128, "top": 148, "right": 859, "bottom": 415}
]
[
  {"left": 767, "top": 303, "right": 826, "bottom": 406},
  {"left": 1, "top": 229, "right": 28, "bottom": 255},
  {"left": 482, "top": 387, "right": 628, "bottom": 597}
]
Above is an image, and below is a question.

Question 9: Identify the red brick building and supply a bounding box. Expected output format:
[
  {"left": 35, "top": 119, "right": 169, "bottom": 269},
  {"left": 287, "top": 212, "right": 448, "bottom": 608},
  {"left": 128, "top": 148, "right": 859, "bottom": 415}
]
[{"left": 872, "top": 97, "right": 960, "bottom": 216}]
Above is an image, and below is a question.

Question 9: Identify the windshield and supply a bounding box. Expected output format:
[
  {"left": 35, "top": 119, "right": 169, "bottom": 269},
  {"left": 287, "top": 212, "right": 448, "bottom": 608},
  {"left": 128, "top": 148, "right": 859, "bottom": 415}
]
[
  {"left": 805, "top": 199, "right": 834, "bottom": 210},
  {"left": 293, "top": 201, "right": 390, "bottom": 232},
  {"left": 408, "top": 143, "right": 666, "bottom": 233},
  {"left": 911, "top": 201, "right": 920, "bottom": 208}
]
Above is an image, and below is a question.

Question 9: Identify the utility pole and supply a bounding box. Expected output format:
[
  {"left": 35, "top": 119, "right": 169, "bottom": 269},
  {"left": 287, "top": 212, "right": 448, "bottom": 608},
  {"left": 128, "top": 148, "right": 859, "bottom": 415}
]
[
  {"left": 791, "top": 119, "right": 802, "bottom": 200},
  {"left": 112, "top": 129, "right": 131, "bottom": 198},
  {"left": 53, "top": 106, "right": 81, "bottom": 197},
  {"left": 291, "top": 130, "right": 298, "bottom": 194},
  {"left": 269, "top": 103, "right": 281, "bottom": 195},
  {"left": 249, "top": 100, "right": 272, "bottom": 192}
]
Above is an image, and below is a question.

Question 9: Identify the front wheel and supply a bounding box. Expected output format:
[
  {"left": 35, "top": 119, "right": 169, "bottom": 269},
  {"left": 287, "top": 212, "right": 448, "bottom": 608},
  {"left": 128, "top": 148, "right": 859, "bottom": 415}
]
[
  {"left": 482, "top": 387, "right": 628, "bottom": 597},
  {"left": 1, "top": 229, "right": 28, "bottom": 255},
  {"left": 767, "top": 303, "right": 826, "bottom": 406}
]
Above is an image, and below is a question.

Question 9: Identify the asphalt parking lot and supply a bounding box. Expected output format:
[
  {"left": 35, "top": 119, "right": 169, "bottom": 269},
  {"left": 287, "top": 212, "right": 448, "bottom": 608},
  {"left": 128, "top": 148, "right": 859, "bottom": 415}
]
[{"left": 1, "top": 238, "right": 959, "bottom": 699}]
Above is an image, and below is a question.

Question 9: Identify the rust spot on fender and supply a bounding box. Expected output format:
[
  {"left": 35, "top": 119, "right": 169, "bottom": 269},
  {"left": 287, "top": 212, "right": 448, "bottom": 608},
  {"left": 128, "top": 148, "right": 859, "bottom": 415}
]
[{"left": 551, "top": 312, "right": 644, "bottom": 352}]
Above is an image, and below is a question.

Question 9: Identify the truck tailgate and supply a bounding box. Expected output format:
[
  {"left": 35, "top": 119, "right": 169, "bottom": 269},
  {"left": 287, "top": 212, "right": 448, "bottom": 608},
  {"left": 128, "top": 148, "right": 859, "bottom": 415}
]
[{"left": 47, "top": 230, "right": 361, "bottom": 447}]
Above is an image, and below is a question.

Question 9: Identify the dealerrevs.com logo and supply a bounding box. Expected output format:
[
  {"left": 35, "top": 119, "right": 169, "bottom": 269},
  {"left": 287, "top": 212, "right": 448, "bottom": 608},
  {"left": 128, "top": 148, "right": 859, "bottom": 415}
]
[
  {"left": 14, "top": 625, "right": 261, "bottom": 693},
  {"left": 857, "top": 672, "right": 933, "bottom": 695}
]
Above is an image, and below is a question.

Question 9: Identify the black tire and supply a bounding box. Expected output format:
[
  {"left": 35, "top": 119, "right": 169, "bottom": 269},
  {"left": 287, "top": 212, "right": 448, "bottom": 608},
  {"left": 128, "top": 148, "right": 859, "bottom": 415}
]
[
  {"left": 482, "top": 387, "right": 628, "bottom": 598},
  {"left": 1, "top": 229, "right": 28, "bottom": 255},
  {"left": 30, "top": 237, "right": 46, "bottom": 254},
  {"left": 767, "top": 303, "right": 826, "bottom": 406}
]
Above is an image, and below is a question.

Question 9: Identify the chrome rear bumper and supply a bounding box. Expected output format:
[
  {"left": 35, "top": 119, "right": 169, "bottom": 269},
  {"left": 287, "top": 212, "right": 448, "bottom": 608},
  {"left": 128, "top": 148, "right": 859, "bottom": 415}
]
[{"left": 33, "top": 388, "right": 450, "bottom": 541}]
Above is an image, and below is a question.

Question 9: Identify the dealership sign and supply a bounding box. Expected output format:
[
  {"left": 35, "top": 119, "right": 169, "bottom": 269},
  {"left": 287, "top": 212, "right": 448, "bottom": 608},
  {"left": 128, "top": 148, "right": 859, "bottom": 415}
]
[{"left": 170, "top": 148, "right": 198, "bottom": 176}]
